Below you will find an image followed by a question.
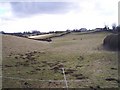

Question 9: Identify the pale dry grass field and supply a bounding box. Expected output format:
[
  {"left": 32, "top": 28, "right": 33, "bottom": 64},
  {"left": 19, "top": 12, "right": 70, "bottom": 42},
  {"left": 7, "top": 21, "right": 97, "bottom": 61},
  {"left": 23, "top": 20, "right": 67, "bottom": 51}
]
[
  {"left": 2, "top": 32, "right": 119, "bottom": 88},
  {"left": 28, "top": 34, "right": 54, "bottom": 39}
]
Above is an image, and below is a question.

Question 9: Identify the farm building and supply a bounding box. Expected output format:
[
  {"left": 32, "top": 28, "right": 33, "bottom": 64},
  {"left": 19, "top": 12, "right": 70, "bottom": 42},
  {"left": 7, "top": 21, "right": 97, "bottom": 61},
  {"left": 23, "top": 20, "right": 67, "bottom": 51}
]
[
  {"left": 95, "top": 28, "right": 103, "bottom": 31},
  {"left": 80, "top": 28, "right": 87, "bottom": 32}
]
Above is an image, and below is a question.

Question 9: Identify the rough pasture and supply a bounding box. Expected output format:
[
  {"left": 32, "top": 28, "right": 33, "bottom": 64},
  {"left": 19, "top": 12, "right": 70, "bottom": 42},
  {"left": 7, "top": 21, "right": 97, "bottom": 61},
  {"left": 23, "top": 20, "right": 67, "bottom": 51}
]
[{"left": 2, "top": 31, "right": 119, "bottom": 88}]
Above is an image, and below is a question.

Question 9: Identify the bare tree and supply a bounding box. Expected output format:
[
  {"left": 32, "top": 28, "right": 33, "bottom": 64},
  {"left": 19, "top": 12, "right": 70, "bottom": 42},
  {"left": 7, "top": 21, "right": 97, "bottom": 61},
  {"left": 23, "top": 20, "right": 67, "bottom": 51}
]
[
  {"left": 103, "top": 25, "right": 109, "bottom": 30},
  {"left": 112, "top": 23, "right": 116, "bottom": 30}
]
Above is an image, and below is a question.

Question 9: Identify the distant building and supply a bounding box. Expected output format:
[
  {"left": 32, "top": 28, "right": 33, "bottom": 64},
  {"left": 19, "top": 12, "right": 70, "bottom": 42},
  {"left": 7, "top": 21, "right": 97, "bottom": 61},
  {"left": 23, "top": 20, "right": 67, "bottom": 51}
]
[
  {"left": 80, "top": 28, "right": 87, "bottom": 32},
  {"left": 32, "top": 30, "right": 41, "bottom": 35},
  {"left": 95, "top": 28, "right": 103, "bottom": 31}
]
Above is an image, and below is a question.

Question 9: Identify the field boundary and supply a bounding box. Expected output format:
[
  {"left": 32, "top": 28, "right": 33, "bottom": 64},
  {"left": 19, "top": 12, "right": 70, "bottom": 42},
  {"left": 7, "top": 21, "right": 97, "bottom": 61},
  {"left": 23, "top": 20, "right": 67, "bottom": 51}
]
[
  {"left": 1, "top": 76, "right": 83, "bottom": 82},
  {"left": 62, "top": 68, "right": 68, "bottom": 89}
]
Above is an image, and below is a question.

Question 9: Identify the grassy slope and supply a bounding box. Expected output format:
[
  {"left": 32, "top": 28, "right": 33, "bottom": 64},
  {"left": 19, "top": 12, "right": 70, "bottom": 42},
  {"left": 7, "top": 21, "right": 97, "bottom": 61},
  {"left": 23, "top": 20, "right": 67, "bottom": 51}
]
[{"left": 2, "top": 32, "right": 119, "bottom": 88}]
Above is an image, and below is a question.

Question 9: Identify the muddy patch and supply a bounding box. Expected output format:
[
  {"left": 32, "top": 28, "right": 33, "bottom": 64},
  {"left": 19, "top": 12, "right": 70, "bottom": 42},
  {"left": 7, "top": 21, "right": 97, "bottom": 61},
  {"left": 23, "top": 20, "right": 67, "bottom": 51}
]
[
  {"left": 41, "top": 60, "right": 65, "bottom": 73},
  {"left": 110, "top": 67, "right": 117, "bottom": 70},
  {"left": 50, "top": 64, "right": 64, "bottom": 73},
  {"left": 65, "top": 69, "right": 77, "bottom": 74},
  {"left": 17, "top": 51, "right": 45, "bottom": 60},
  {"left": 4, "top": 65, "right": 13, "bottom": 68},
  {"left": 13, "top": 51, "right": 45, "bottom": 67},
  {"left": 76, "top": 65, "right": 83, "bottom": 68},
  {"left": 77, "top": 56, "right": 84, "bottom": 61},
  {"left": 72, "top": 73, "right": 88, "bottom": 80},
  {"left": 105, "top": 78, "right": 119, "bottom": 83},
  {"left": 26, "top": 70, "right": 38, "bottom": 75}
]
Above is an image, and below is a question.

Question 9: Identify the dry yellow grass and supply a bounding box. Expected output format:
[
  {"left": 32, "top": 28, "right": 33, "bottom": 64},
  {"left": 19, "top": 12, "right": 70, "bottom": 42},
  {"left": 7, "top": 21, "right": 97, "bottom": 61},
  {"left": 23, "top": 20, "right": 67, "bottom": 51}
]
[{"left": 28, "top": 34, "right": 53, "bottom": 39}]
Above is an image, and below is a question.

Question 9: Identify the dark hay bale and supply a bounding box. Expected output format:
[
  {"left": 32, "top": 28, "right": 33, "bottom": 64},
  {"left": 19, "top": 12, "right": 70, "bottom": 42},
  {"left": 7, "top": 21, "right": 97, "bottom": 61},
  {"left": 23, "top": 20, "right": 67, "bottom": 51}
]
[
  {"left": 103, "top": 34, "right": 120, "bottom": 50},
  {"left": 103, "top": 35, "right": 112, "bottom": 46},
  {"left": 109, "top": 35, "right": 118, "bottom": 49}
]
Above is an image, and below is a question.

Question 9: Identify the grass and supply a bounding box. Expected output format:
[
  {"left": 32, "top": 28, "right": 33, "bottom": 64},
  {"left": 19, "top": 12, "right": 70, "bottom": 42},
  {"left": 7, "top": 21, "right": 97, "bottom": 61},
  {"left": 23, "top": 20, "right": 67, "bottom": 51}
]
[{"left": 2, "top": 31, "right": 119, "bottom": 88}]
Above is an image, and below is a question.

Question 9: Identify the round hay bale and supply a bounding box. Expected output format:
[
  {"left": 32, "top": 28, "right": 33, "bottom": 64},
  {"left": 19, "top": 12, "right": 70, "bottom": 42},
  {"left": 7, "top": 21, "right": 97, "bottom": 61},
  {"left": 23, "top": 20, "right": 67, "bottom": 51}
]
[
  {"left": 103, "top": 34, "right": 112, "bottom": 46},
  {"left": 103, "top": 34, "right": 120, "bottom": 50},
  {"left": 109, "top": 35, "right": 118, "bottom": 50}
]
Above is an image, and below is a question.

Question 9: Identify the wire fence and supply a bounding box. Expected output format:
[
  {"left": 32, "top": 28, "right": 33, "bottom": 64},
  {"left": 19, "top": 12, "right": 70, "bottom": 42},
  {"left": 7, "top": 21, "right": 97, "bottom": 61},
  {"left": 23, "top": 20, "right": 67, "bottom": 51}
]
[
  {"left": 1, "top": 68, "right": 84, "bottom": 88},
  {"left": 1, "top": 76, "right": 83, "bottom": 82},
  {"left": 62, "top": 68, "right": 68, "bottom": 89}
]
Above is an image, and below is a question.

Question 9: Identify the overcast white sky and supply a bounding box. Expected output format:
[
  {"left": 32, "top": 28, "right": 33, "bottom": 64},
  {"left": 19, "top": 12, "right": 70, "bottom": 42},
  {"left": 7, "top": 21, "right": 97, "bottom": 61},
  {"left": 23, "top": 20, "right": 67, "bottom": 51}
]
[{"left": 0, "top": 0, "right": 119, "bottom": 33}]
